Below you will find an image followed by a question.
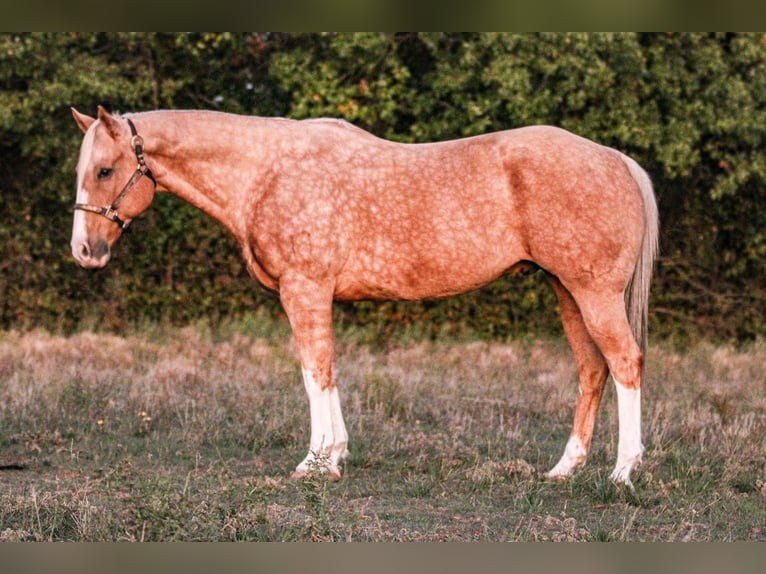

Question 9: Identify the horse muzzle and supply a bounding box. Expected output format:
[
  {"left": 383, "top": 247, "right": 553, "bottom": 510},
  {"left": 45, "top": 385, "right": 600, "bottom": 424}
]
[{"left": 72, "top": 237, "right": 111, "bottom": 268}]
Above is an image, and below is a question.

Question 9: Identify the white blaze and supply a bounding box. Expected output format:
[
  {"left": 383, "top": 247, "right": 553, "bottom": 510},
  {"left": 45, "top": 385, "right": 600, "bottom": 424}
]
[{"left": 71, "top": 123, "right": 97, "bottom": 262}]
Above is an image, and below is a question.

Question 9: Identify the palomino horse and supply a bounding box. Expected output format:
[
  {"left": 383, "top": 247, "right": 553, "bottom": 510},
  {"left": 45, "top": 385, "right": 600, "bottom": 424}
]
[{"left": 70, "top": 106, "right": 658, "bottom": 487}]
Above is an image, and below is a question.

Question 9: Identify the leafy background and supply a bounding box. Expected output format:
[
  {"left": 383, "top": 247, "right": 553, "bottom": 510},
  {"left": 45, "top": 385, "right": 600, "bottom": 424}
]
[{"left": 2, "top": 32, "right": 765, "bottom": 342}]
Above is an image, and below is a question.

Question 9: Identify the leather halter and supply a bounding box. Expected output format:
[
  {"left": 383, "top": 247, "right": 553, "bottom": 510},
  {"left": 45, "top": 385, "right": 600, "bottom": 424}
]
[{"left": 74, "top": 118, "right": 157, "bottom": 230}]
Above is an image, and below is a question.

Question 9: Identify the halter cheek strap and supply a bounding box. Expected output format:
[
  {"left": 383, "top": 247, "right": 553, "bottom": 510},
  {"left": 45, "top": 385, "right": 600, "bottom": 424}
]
[{"left": 74, "top": 118, "right": 156, "bottom": 230}]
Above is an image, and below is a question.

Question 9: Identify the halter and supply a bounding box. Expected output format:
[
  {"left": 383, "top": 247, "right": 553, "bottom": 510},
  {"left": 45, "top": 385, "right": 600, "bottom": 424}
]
[{"left": 74, "top": 118, "right": 157, "bottom": 230}]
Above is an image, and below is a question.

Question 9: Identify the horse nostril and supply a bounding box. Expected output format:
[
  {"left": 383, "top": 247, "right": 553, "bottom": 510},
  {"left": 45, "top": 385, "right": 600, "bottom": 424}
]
[
  {"left": 79, "top": 242, "right": 92, "bottom": 260},
  {"left": 73, "top": 238, "right": 109, "bottom": 267},
  {"left": 91, "top": 238, "right": 110, "bottom": 261}
]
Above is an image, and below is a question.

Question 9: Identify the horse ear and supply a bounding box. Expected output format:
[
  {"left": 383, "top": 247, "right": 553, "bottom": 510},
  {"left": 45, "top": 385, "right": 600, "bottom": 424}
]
[
  {"left": 71, "top": 108, "right": 95, "bottom": 134},
  {"left": 96, "top": 105, "right": 122, "bottom": 139}
]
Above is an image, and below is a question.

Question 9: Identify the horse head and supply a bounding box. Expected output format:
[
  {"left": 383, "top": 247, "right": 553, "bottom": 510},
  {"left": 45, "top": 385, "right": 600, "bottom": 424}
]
[{"left": 70, "top": 106, "right": 156, "bottom": 268}]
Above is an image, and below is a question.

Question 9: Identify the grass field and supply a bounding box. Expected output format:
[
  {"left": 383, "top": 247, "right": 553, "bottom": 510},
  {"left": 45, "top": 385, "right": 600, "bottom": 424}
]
[{"left": 0, "top": 317, "right": 764, "bottom": 541}]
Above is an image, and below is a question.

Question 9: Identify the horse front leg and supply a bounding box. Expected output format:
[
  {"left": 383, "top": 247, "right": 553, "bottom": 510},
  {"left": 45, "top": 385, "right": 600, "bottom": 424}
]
[{"left": 279, "top": 278, "right": 349, "bottom": 480}]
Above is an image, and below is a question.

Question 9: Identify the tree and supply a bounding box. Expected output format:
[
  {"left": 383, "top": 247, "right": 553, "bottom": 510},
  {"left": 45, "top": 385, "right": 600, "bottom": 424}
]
[{"left": 1, "top": 32, "right": 765, "bottom": 342}]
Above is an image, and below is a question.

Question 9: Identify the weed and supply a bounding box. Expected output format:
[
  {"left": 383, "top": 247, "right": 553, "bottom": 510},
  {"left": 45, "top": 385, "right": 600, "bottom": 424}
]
[{"left": 293, "top": 452, "right": 339, "bottom": 540}]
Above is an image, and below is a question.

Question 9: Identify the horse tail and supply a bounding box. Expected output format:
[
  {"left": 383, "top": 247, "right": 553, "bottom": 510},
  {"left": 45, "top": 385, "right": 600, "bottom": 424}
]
[{"left": 620, "top": 153, "right": 659, "bottom": 362}]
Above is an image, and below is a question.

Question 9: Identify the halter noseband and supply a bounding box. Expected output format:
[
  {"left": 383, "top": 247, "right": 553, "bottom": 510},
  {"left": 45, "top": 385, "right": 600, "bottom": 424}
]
[{"left": 74, "top": 118, "right": 157, "bottom": 230}]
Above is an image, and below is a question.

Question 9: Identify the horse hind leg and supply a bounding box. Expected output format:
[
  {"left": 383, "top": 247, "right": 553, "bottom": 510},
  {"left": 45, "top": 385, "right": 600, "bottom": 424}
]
[
  {"left": 545, "top": 276, "right": 610, "bottom": 480},
  {"left": 569, "top": 288, "right": 645, "bottom": 488}
]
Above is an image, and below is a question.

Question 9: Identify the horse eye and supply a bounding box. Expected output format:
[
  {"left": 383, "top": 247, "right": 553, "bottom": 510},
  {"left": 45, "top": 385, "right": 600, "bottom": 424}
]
[{"left": 97, "top": 168, "right": 113, "bottom": 180}]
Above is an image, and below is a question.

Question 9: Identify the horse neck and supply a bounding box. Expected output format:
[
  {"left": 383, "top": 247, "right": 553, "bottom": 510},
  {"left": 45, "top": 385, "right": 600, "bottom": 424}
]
[{"left": 136, "top": 110, "right": 270, "bottom": 241}]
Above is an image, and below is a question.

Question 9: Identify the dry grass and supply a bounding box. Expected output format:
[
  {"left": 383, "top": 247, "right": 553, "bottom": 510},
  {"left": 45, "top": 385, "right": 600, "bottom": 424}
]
[{"left": 0, "top": 319, "right": 764, "bottom": 541}]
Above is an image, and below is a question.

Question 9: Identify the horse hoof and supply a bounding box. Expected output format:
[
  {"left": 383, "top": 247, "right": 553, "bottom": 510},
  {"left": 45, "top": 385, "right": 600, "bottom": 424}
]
[
  {"left": 290, "top": 467, "right": 343, "bottom": 481},
  {"left": 291, "top": 469, "right": 308, "bottom": 481},
  {"left": 544, "top": 471, "right": 569, "bottom": 482},
  {"left": 609, "top": 469, "right": 636, "bottom": 490}
]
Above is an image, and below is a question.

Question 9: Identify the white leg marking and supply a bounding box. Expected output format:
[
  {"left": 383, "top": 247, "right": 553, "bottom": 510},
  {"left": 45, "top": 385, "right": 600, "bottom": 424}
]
[
  {"left": 610, "top": 379, "right": 643, "bottom": 487},
  {"left": 294, "top": 368, "right": 344, "bottom": 479},
  {"left": 546, "top": 435, "right": 587, "bottom": 479},
  {"left": 329, "top": 384, "right": 349, "bottom": 463}
]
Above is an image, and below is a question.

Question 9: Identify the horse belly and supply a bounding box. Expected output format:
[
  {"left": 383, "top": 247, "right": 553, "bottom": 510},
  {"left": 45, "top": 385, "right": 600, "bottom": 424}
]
[
  {"left": 334, "top": 231, "right": 519, "bottom": 301},
  {"left": 334, "top": 180, "right": 523, "bottom": 300}
]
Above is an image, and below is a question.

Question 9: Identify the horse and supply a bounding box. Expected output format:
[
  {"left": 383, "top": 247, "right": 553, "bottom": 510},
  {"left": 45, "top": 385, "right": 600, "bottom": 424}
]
[{"left": 70, "top": 106, "right": 658, "bottom": 487}]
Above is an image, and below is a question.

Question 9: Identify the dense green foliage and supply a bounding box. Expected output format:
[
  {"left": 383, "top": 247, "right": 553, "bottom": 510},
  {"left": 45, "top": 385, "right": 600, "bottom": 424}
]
[{"left": 2, "top": 33, "right": 765, "bottom": 342}]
